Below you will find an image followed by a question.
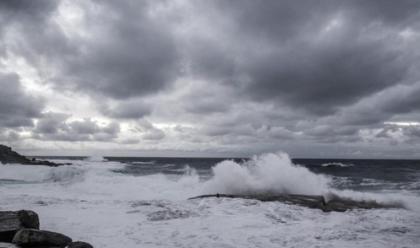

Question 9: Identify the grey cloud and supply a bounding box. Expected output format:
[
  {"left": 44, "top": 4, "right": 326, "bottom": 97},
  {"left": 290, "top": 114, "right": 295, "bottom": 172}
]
[
  {"left": 243, "top": 40, "right": 405, "bottom": 114},
  {"left": 329, "top": 82, "right": 420, "bottom": 127},
  {"left": 135, "top": 119, "right": 165, "bottom": 141},
  {"left": 0, "top": 72, "right": 44, "bottom": 128},
  {"left": 2, "top": 0, "right": 420, "bottom": 156},
  {"left": 4, "top": 0, "right": 181, "bottom": 100},
  {"left": 189, "top": 0, "right": 417, "bottom": 114},
  {"left": 0, "top": 129, "right": 21, "bottom": 143},
  {"left": 100, "top": 99, "right": 152, "bottom": 119},
  {"left": 0, "top": 0, "right": 58, "bottom": 49},
  {"left": 33, "top": 112, "right": 120, "bottom": 142}
]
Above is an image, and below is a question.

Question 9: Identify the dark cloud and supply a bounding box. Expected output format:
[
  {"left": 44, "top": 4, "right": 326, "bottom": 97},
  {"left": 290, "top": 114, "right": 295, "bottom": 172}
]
[
  {"left": 0, "top": 0, "right": 58, "bottom": 42},
  {"left": 100, "top": 99, "right": 152, "bottom": 119},
  {"left": 242, "top": 40, "right": 405, "bottom": 114},
  {"left": 190, "top": 0, "right": 418, "bottom": 114},
  {"left": 2, "top": 0, "right": 181, "bottom": 100},
  {"left": 0, "top": 72, "right": 44, "bottom": 128},
  {"left": 33, "top": 112, "right": 120, "bottom": 142},
  {"left": 135, "top": 119, "right": 165, "bottom": 141},
  {"left": 1, "top": 0, "right": 420, "bottom": 156}
]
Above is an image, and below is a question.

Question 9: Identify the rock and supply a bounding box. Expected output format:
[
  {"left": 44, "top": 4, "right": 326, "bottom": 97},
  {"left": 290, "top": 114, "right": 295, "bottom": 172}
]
[
  {"left": 12, "top": 229, "right": 72, "bottom": 248},
  {"left": 0, "top": 144, "right": 67, "bottom": 167},
  {"left": 0, "top": 210, "right": 40, "bottom": 242},
  {"left": 0, "top": 145, "right": 30, "bottom": 165},
  {"left": 67, "top": 241, "right": 93, "bottom": 248},
  {"left": 0, "top": 242, "right": 19, "bottom": 248},
  {"left": 188, "top": 193, "right": 404, "bottom": 212}
]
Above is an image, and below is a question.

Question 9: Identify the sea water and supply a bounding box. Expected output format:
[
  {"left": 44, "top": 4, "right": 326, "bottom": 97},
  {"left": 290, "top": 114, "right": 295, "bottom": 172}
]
[{"left": 1, "top": 152, "right": 419, "bottom": 247}]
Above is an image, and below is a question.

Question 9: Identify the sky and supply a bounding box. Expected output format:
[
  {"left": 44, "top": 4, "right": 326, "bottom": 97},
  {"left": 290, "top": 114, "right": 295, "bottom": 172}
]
[{"left": 1, "top": 0, "right": 420, "bottom": 158}]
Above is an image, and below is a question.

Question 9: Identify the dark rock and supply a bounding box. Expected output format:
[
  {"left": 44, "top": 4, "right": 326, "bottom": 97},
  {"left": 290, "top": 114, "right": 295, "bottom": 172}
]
[
  {"left": 0, "top": 210, "right": 40, "bottom": 242},
  {"left": 188, "top": 193, "right": 404, "bottom": 212},
  {"left": 12, "top": 229, "right": 72, "bottom": 248},
  {"left": 67, "top": 241, "right": 93, "bottom": 248},
  {"left": 0, "top": 145, "right": 30, "bottom": 165},
  {"left": 0, "top": 145, "right": 67, "bottom": 167}
]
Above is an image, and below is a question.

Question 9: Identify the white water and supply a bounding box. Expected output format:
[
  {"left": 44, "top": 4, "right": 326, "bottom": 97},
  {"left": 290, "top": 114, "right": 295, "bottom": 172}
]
[
  {"left": 1, "top": 152, "right": 419, "bottom": 247},
  {"left": 321, "top": 162, "right": 354, "bottom": 167},
  {"left": 203, "top": 152, "right": 331, "bottom": 195}
]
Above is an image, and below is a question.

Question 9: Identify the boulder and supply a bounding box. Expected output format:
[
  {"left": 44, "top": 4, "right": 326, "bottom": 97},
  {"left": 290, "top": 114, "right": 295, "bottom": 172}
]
[
  {"left": 0, "top": 145, "right": 66, "bottom": 167},
  {"left": 12, "top": 229, "right": 72, "bottom": 248},
  {"left": 0, "top": 210, "right": 39, "bottom": 242},
  {"left": 67, "top": 241, "right": 93, "bottom": 248}
]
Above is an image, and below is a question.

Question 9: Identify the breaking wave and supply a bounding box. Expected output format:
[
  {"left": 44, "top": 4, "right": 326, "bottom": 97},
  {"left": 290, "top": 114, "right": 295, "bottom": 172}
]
[
  {"left": 203, "top": 152, "right": 331, "bottom": 195},
  {"left": 200, "top": 152, "right": 417, "bottom": 210},
  {"left": 0, "top": 164, "right": 86, "bottom": 184},
  {"left": 84, "top": 155, "right": 107, "bottom": 162}
]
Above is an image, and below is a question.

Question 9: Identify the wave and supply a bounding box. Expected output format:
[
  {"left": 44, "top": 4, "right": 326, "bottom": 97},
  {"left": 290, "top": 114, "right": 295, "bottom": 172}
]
[
  {"left": 321, "top": 162, "right": 354, "bottom": 168},
  {"left": 84, "top": 155, "right": 108, "bottom": 162},
  {"left": 131, "top": 161, "right": 156, "bottom": 165},
  {"left": 200, "top": 152, "right": 418, "bottom": 210},
  {"left": 203, "top": 152, "right": 331, "bottom": 195},
  {"left": 0, "top": 164, "right": 86, "bottom": 184},
  {"left": 1, "top": 152, "right": 418, "bottom": 211}
]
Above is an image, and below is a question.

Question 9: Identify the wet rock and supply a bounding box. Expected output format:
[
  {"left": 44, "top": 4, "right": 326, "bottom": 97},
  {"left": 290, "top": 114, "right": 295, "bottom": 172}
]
[
  {"left": 0, "top": 210, "right": 39, "bottom": 242},
  {"left": 12, "top": 229, "right": 72, "bottom": 248},
  {"left": 188, "top": 193, "right": 404, "bottom": 212},
  {"left": 0, "top": 144, "right": 68, "bottom": 167},
  {"left": 67, "top": 241, "right": 93, "bottom": 248}
]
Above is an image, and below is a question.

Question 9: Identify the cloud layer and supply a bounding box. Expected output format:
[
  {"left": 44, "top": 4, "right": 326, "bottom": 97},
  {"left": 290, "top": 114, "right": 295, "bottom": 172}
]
[{"left": 1, "top": 0, "right": 420, "bottom": 157}]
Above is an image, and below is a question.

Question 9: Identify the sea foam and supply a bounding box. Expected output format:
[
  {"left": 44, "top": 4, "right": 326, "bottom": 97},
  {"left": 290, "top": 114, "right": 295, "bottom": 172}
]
[{"left": 203, "top": 152, "right": 331, "bottom": 195}]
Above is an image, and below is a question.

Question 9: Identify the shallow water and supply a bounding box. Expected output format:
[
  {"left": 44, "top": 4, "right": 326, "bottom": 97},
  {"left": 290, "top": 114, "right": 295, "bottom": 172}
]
[{"left": 1, "top": 152, "right": 420, "bottom": 247}]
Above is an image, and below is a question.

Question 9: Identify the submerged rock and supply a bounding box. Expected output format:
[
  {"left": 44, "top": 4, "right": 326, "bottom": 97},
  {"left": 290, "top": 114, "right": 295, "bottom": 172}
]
[
  {"left": 0, "top": 144, "right": 67, "bottom": 167},
  {"left": 188, "top": 193, "right": 404, "bottom": 212},
  {"left": 0, "top": 210, "right": 40, "bottom": 242},
  {"left": 12, "top": 229, "right": 72, "bottom": 248},
  {"left": 67, "top": 241, "right": 94, "bottom": 248}
]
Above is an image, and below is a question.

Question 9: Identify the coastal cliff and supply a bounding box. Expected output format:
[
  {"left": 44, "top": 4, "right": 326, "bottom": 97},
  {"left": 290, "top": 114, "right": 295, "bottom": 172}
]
[{"left": 0, "top": 145, "right": 63, "bottom": 167}]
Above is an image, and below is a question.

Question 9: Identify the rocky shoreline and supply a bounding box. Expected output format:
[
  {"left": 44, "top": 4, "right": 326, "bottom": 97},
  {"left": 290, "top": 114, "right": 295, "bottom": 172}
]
[
  {"left": 0, "top": 145, "right": 69, "bottom": 167},
  {"left": 0, "top": 210, "right": 93, "bottom": 248},
  {"left": 189, "top": 193, "right": 405, "bottom": 212},
  {"left": 1, "top": 145, "right": 82, "bottom": 247}
]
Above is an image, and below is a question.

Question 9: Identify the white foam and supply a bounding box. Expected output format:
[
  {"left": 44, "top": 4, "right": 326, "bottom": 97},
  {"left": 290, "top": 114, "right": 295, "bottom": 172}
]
[
  {"left": 84, "top": 155, "right": 107, "bottom": 162},
  {"left": 321, "top": 162, "right": 354, "bottom": 167},
  {"left": 203, "top": 152, "right": 331, "bottom": 195}
]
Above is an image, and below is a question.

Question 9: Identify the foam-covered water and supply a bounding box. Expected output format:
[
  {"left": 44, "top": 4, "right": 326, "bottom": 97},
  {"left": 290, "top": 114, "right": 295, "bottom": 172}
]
[{"left": 1, "top": 152, "right": 420, "bottom": 247}]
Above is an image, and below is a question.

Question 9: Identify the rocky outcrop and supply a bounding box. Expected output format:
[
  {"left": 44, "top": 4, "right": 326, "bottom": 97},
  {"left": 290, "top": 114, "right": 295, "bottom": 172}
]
[
  {"left": 12, "top": 229, "right": 72, "bottom": 248},
  {"left": 0, "top": 210, "right": 39, "bottom": 242},
  {"left": 0, "top": 145, "right": 67, "bottom": 167},
  {"left": 188, "top": 193, "right": 404, "bottom": 212},
  {"left": 67, "top": 241, "right": 94, "bottom": 248},
  {"left": 0, "top": 210, "right": 92, "bottom": 248}
]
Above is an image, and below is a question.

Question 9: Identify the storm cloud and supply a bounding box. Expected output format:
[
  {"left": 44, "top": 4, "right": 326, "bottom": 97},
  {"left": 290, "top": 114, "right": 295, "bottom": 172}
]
[
  {"left": 0, "top": 73, "right": 44, "bottom": 128},
  {"left": 1, "top": 0, "right": 420, "bottom": 157},
  {"left": 32, "top": 112, "right": 120, "bottom": 142}
]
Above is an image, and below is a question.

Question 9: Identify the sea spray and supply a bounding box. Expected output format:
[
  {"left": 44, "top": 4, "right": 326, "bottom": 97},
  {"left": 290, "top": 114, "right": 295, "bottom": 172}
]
[
  {"left": 84, "top": 155, "right": 107, "bottom": 162},
  {"left": 203, "top": 152, "right": 331, "bottom": 195}
]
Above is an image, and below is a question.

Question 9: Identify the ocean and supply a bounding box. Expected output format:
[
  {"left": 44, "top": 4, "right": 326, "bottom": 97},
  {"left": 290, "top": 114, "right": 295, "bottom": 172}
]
[{"left": 1, "top": 152, "right": 419, "bottom": 247}]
